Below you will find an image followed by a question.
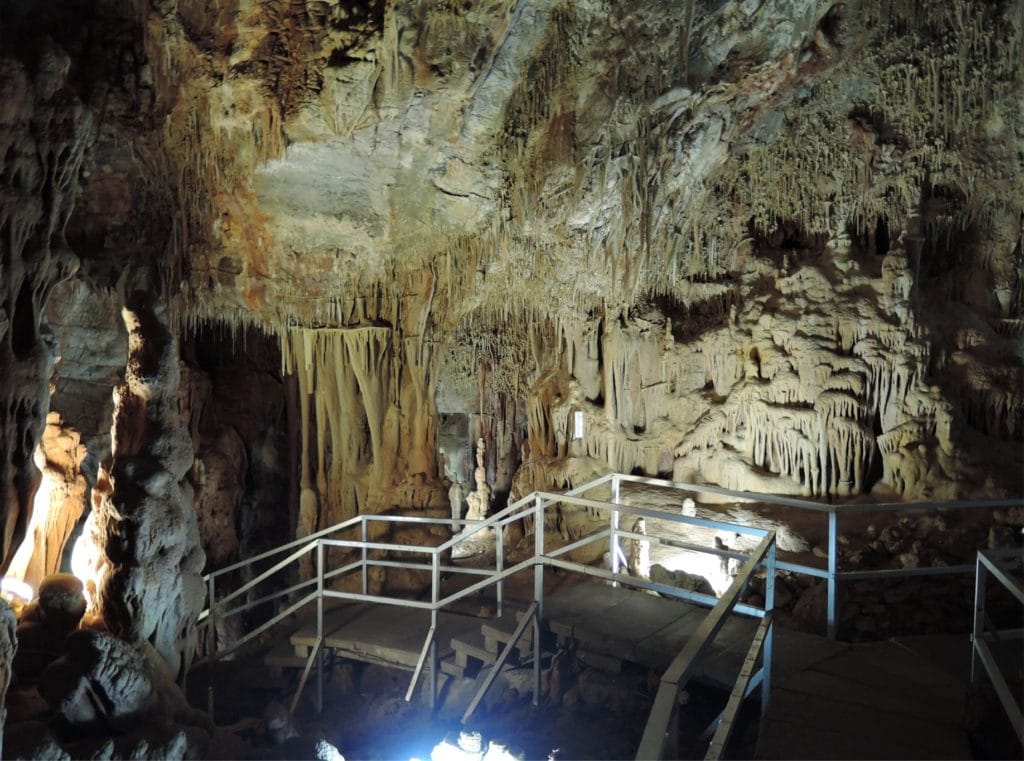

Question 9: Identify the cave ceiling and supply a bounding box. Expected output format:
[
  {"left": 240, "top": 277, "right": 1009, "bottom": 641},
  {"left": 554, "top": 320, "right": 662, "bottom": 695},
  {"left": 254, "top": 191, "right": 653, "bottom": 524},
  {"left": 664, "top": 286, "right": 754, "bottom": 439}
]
[{"left": 58, "top": 0, "right": 1020, "bottom": 353}]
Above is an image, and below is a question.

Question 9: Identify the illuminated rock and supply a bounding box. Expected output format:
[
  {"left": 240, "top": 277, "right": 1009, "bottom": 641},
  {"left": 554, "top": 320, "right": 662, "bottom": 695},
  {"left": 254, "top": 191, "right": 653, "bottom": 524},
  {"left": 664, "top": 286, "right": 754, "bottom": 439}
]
[{"left": 77, "top": 295, "right": 205, "bottom": 680}]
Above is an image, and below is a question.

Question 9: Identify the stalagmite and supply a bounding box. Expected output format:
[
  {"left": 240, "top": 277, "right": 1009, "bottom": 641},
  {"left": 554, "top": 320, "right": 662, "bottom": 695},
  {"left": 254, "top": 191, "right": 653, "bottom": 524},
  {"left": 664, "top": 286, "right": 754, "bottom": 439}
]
[
  {"left": 5, "top": 414, "right": 87, "bottom": 590},
  {"left": 77, "top": 294, "right": 205, "bottom": 680},
  {"left": 465, "top": 438, "right": 492, "bottom": 521}
]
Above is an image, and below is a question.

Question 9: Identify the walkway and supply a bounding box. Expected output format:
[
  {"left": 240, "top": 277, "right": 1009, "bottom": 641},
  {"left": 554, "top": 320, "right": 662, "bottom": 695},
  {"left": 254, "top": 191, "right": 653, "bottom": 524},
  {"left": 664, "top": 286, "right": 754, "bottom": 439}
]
[
  {"left": 275, "top": 584, "right": 975, "bottom": 760},
  {"left": 280, "top": 582, "right": 758, "bottom": 686},
  {"left": 756, "top": 633, "right": 973, "bottom": 759}
]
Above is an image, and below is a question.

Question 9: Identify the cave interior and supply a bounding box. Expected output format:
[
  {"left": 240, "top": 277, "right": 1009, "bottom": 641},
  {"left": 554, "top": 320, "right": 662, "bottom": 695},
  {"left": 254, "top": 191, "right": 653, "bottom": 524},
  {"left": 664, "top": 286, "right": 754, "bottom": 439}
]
[{"left": 0, "top": 0, "right": 1022, "bottom": 759}]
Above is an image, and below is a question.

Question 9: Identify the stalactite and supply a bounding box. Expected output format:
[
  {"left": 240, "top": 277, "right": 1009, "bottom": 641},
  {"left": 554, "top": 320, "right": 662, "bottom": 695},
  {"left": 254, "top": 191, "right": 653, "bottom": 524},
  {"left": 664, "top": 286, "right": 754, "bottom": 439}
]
[{"left": 343, "top": 327, "right": 393, "bottom": 467}]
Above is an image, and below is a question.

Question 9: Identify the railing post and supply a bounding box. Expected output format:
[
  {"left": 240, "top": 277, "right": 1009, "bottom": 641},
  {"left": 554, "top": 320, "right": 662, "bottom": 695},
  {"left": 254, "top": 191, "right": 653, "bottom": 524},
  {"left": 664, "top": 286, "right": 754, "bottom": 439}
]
[
  {"left": 971, "top": 552, "right": 986, "bottom": 682},
  {"left": 827, "top": 509, "right": 838, "bottom": 639},
  {"left": 430, "top": 550, "right": 440, "bottom": 710},
  {"left": 360, "top": 519, "right": 368, "bottom": 596},
  {"left": 316, "top": 541, "right": 324, "bottom": 713},
  {"left": 495, "top": 520, "right": 504, "bottom": 617},
  {"left": 533, "top": 494, "right": 544, "bottom": 706},
  {"left": 611, "top": 474, "right": 621, "bottom": 587},
  {"left": 207, "top": 574, "right": 217, "bottom": 720},
  {"left": 762, "top": 539, "right": 776, "bottom": 717}
]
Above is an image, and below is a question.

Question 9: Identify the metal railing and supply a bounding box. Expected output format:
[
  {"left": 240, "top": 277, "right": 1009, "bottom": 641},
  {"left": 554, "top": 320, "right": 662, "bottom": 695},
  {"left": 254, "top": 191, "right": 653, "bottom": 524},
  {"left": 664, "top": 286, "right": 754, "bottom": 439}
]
[
  {"left": 194, "top": 472, "right": 777, "bottom": 759},
  {"left": 193, "top": 471, "right": 1021, "bottom": 754},
  {"left": 635, "top": 529, "right": 777, "bottom": 761},
  {"left": 611, "top": 474, "right": 1022, "bottom": 638},
  {"left": 971, "top": 547, "right": 1024, "bottom": 744}
]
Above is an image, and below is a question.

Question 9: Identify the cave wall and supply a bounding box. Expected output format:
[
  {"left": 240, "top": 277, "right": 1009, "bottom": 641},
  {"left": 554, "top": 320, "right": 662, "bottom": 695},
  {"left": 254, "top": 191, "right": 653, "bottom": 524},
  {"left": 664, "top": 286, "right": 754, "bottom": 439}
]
[
  {"left": 0, "top": 1, "right": 1020, "bottom": 635},
  {"left": 0, "top": 32, "right": 95, "bottom": 573}
]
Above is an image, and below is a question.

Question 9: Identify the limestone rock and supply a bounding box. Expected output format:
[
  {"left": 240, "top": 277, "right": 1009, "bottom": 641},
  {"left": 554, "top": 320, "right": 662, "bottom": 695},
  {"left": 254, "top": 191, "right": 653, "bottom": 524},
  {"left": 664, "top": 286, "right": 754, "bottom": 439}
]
[
  {"left": 37, "top": 573, "right": 86, "bottom": 631},
  {"left": 5, "top": 416, "right": 88, "bottom": 590},
  {"left": 77, "top": 295, "right": 205, "bottom": 679},
  {"left": 38, "top": 626, "right": 208, "bottom": 736},
  {"left": 0, "top": 598, "right": 16, "bottom": 755},
  {"left": 13, "top": 574, "right": 85, "bottom": 678},
  {"left": 650, "top": 563, "right": 715, "bottom": 597}
]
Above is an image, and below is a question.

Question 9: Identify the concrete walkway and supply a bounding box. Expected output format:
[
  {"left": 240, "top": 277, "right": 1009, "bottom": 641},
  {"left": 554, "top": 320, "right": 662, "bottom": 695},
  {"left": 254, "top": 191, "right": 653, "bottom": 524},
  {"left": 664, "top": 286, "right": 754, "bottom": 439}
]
[{"left": 756, "top": 632, "right": 973, "bottom": 759}]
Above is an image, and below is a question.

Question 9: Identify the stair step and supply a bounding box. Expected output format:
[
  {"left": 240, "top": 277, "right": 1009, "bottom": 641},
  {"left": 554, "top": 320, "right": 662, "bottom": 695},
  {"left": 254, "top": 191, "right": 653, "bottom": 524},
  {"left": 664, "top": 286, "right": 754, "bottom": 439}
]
[
  {"left": 481, "top": 611, "right": 535, "bottom": 649},
  {"left": 452, "top": 631, "right": 499, "bottom": 668},
  {"left": 441, "top": 659, "right": 467, "bottom": 679},
  {"left": 263, "top": 641, "right": 309, "bottom": 680}
]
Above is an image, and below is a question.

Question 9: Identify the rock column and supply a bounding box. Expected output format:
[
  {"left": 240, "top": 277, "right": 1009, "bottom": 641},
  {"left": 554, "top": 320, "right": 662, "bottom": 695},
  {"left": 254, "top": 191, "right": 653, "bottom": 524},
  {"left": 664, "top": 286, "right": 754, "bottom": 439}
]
[{"left": 80, "top": 293, "right": 205, "bottom": 680}]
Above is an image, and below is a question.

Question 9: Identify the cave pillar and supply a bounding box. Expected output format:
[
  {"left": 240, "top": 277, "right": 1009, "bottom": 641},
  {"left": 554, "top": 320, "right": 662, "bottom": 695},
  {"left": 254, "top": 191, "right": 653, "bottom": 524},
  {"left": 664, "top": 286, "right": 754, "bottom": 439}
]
[{"left": 80, "top": 293, "right": 205, "bottom": 680}]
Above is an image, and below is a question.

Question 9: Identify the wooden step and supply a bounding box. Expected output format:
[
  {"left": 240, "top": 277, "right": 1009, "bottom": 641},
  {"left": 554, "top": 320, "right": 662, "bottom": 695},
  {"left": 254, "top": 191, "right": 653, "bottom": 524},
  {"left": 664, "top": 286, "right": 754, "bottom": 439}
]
[
  {"left": 480, "top": 610, "right": 534, "bottom": 649},
  {"left": 440, "top": 659, "right": 467, "bottom": 679},
  {"left": 452, "top": 631, "right": 499, "bottom": 668}
]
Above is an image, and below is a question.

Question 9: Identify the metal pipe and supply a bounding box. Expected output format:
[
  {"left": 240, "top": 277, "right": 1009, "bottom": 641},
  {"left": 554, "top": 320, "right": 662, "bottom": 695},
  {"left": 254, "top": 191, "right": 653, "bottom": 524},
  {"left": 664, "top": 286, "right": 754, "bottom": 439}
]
[
  {"left": 827, "top": 510, "right": 837, "bottom": 639},
  {"left": 971, "top": 552, "right": 986, "bottom": 682},
  {"left": 547, "top": 528, "right": 611, "bottom": 559},
  {"left": 612, "top": 529, "right": 748, "bottom": 561},
  {"left": 430, "top": 551, "right": 440, "bottom": 708},
  {"left": 762, "top": 541, "right": 776, "bottom": 716},
  {"left": 706, "top": 613, "right": 774, "bottom": 760},
  {"left": 218, "top": 577, "right": 318, "bottom": 620},
  {"left": 496, "top": 521, "right": 504, "bottom": 617},
  {"left": 405, "top": 624, "right": 436, "bottom": 702},
  {"left": 210, "top": 515, "right": 362, "bottom": 578},
  {"left": 316, "top": 541, "right": 325, "bottom": 713},
  {"left": 534, "top": 492, "right": 768, "bottom": 537},
  {"left": 543, "top": 556, "right": 766, "bottom": 618},
  {"left": 217, "top": 540, "right": 316, "bottom": 608},
  {"left": 462, "top": 602, "right": 538, "bottom": 723},
  {"left": 193, "top": 591, "right": 318, "bottom": 666},
  {"left": 533, "top": 493, "right": 544, "bottom": 706},
  {"left": 361, "top": 519, "right": 368, "bottom": 596},
  {"left": 207, "top": 574, "right": 217, "bottom": 720},
  {"left": 636, "top": 532, "right": 776, "bottom": 759},
  {"left": 611, "top": 474, "right": 621, "bottom": 586},
  {"left": 977, "top": 550, "right": 1024, "bottom": 605}
]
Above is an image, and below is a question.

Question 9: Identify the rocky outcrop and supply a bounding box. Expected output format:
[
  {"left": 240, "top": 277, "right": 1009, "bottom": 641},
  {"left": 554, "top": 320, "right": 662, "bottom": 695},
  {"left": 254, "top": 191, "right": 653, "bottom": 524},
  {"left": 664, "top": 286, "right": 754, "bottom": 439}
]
[
  {"left": 76, "top": 294, "right": 205, "bottom": 679},
  {"left": 39, "top": 629, "right": 207, "bottom": 734}
]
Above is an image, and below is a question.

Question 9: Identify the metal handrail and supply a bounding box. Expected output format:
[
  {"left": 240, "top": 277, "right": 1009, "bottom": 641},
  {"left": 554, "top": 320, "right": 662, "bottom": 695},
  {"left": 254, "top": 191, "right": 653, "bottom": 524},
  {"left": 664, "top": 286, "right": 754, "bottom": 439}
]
[
  {"left": 610, "top": 473, "right": 1023, "bottom": 637},
  {"left": 196, "top": 470, "right": 1021, "bottom": 729},
  {"left": 636, "top": 530, "right": 777, "bottom": 760},
  {"left": 971, "top": 547, "right": 1024, "bottom": 744}
]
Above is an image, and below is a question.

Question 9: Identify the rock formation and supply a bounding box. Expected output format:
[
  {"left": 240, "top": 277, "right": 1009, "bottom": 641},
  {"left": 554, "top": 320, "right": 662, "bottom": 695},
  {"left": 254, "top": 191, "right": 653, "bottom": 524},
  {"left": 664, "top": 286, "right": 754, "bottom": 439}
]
[
  {"left": 0, "top": 4, "right": 1019, "bottom": 746},
  {"left": 0, "top": 598, "right": 16, "bottom": 757},
  {"left": 5, "top": 415, "right": 88, "bottom": 590},
  {"left": 465, "top": 438, "right": 492, "bottom": 521},
  {"left": 76, "top": 294, "right": 205, "bottom": 680},
  {"left": 0, "top": 34, "right": 93, "bottom": 574}
]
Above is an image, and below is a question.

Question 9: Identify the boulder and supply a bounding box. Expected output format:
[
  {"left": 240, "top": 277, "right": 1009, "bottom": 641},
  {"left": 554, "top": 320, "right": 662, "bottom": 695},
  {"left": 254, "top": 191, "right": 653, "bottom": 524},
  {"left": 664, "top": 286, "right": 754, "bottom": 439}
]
[
  {"left": 38, "top": 574, "right": 86, "bottom": 631},
  {"left": 38, "top": 629, "right": 210, "bottom": 735},
  {"left": 650, "top": 563, "right": 715, "bottom": 597}
]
